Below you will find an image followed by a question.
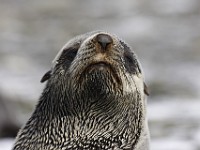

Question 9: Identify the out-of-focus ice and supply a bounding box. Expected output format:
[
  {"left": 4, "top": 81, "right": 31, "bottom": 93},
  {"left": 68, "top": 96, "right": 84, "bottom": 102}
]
[
  {"left": 0, "top": 139, "right": 14, "bottom": 150},
  {"left": 149, "top": 98, "right": 200, "bottom": 150}
]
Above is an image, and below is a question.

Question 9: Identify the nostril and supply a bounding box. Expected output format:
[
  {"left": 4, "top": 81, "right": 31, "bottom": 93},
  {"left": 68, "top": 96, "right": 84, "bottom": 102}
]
[{"left": 96, "top": 34, "right": 113, "bottom": 50}]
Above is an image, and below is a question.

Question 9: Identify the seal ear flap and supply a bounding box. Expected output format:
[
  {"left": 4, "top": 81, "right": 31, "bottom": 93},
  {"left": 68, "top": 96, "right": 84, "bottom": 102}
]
[
  {"left": 144, "top": 82, "right": 150, "bottom": 96},
  {"left": 40, "top": 70, "right": 52, "bottom": 83}
]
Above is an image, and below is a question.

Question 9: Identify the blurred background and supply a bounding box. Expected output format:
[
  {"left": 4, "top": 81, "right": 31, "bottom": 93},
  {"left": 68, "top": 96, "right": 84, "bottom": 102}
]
[{"left": 0, "top": 0, "right": 200, "bottom": 149}]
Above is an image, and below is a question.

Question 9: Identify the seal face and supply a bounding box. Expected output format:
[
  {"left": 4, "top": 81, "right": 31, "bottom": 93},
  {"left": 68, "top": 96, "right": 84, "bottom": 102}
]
[{"left": 13, "top": 31, "right": 149, "bottom": 150}]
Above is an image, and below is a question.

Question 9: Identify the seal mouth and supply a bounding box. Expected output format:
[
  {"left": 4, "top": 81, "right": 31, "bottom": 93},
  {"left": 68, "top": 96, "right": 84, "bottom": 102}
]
[
  {"left": 86, "top": 62, "right": 112, "bottom": 72},
  {"left": 81, "top": 61, "right": 121, "bottom": 85}
]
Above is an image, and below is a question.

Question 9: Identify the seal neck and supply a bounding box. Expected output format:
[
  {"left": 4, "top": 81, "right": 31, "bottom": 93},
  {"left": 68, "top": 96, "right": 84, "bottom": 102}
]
[
  {"left": 33, "top": 82, "right": 144, "bottom": 148},
  {"left": 36, "top": 80, "right": 143, "bottom": 120}
]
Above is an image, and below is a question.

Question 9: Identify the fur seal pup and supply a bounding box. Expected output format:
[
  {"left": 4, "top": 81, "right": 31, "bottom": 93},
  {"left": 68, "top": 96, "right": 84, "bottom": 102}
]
[{"left": 13, "top": 31, "right": 150, "bottom": 150}]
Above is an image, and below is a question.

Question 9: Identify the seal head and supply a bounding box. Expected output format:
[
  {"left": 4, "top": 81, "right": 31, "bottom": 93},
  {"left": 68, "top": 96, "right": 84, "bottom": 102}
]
[
  {"left": 13, "top": 31, "right": 149, "bottom": 150},
  {"left": 41, "top": 31, "right": 147, "bottom": 97}
]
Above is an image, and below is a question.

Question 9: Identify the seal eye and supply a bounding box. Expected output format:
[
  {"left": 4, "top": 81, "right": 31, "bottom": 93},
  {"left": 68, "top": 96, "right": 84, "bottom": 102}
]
[
  {"left": 54, "top": 45, "right": 79, "bottom": 71},
  {"left": 120, "top": 41, "right": 138, "bottom": 74},
  {"left": 124, "top": 50, "right": 137, "bottom": 74},
  {"left": 62, "top": 47, "right": 78, "bottom": 62},
  {"left": 57, "top": 46, "right": 79, "bottom": 67},
  {"left": 124, "top": 52, "right": 134, "bottom": 64}
]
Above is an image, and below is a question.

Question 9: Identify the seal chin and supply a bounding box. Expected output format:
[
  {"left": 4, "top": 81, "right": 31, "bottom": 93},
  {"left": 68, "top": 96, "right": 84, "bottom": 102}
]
[{"left": 81, "top": 61, "right": 121, "bottom": 85}]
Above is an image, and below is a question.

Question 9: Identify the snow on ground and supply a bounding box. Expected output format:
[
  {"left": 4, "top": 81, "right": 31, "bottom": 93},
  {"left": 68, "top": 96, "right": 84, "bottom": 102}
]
[{"left": 0, "top": 138, "right": 14, "bottom": 150}]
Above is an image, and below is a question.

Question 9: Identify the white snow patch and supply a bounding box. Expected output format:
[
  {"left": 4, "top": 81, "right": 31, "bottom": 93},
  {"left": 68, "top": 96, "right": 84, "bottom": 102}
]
[{"left": 0, "top": 138, "right": 14, "bottom": 150}]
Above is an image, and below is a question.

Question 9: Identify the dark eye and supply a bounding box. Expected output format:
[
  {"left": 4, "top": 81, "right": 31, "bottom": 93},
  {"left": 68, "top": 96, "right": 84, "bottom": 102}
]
[
  {"left": 59, "top": 46, "right": 79, "bottom": 63},
  {"left": 124, "top": 50, "right": 137, "bottom": 74},
  {"left": 124, "top": 52, "right": 134, "bottom": 64},
  {"left": 64, "top": 47, "right": 78, "bottom": 61},
  {"left": 120, "top": 41, "right": 139, "bottom": 74},
  {"left": 56, "top": 45, "right": 79, "bottom": 70}
]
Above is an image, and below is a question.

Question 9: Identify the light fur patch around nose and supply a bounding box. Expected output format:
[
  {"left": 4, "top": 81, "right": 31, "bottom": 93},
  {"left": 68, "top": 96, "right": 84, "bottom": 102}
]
[{"left": 94, "top": 53, "right": 106, "bottom": 61}]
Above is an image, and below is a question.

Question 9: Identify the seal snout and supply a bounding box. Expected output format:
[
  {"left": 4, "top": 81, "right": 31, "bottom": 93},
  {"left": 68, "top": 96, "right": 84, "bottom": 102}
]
[{"left": 96, "top": 34, "right": 113, "bottom": 52}]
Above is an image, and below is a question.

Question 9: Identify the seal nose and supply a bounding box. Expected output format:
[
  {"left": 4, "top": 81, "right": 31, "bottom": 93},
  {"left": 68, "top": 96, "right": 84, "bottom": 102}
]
[{"left": 96, "top": 34, "right": 113, "bottom": 52}]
